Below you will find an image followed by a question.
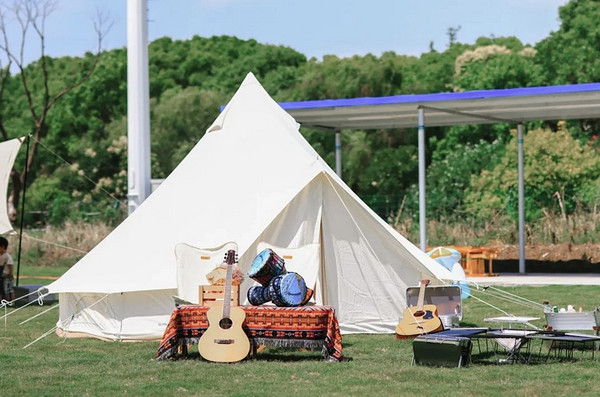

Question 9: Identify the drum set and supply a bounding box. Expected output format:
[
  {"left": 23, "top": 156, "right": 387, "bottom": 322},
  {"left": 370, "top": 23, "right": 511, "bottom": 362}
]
[{"left": 247, "top": 248, "right": 313, "bottom": 307}]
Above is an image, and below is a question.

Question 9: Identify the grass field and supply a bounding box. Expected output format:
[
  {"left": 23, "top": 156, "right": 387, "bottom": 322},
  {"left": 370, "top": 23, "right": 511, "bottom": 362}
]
[{"left": 0, "top": 279, "right": 598, "bottom": 396}]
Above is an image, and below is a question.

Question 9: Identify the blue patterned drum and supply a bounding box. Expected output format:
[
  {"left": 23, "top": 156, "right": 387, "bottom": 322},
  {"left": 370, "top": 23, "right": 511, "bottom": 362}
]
[
  {"left": 301, "top": 287, "right": 314, "bottom": 306},
  {"left": 248, "top": 248, "right": 286, "bottom": 286},
  {"left": 266, "top": 272, "right": 308, "bottom": 307},
  {"left": 247, "top": 285, "right": 270, "bottom": 306}
]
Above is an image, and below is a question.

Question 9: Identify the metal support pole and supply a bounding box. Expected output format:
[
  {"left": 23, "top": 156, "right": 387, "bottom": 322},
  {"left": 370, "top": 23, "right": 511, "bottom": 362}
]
[
  {"left": 335, "top": 130, "right": 342, "bottom": 178},
  {"left": 16, "top": 135, "right": 31, "bottom": 287},
  {"left": 127, "top": 0, "right": 152, "bottom": 214},
  {"left": 517, "top": 123, "right": 526, "bottom": 274},
  {"left": 418, "top": 108, "right": 426, "bottom": 251}
]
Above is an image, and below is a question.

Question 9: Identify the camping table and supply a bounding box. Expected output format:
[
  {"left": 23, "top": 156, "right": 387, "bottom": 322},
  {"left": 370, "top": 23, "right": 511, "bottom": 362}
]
[
  {"left": 471, "top": 329, "right": 538, "bottom": 363},
  {"left": 156, "top": 305, "right": 343, "bottom": 362},
  {"left": 526, "top": 332, "right": 600, "bottom": 361},
  {"left": 484, "top": 316, "right": 541, "bottom": 330}
]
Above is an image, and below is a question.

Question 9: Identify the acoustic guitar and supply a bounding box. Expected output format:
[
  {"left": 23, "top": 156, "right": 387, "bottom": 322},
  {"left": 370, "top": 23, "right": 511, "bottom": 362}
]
[
  {"left": 395, "top": 279, "right": 443, "bottom": 339},
  {"left": 198, "top": 249, "right": 250, "bottom": 362}
]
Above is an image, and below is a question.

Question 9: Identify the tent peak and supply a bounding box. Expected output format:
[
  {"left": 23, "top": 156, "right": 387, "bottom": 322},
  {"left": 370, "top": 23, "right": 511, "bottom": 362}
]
[
  {"left": 207, "top": 72, "right": 297, "bottom": 135},
  {"left": 206, "top": 72, "right": 262, "bottom": 134},
  {"left": 241, "top": 72, "right": 258, "bottom": 85}
]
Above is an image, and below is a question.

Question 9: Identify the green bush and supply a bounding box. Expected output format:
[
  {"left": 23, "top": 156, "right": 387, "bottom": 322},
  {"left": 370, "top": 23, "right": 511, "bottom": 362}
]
[{"left": 465, "top": 127, "right": 600, "bottom": 223}]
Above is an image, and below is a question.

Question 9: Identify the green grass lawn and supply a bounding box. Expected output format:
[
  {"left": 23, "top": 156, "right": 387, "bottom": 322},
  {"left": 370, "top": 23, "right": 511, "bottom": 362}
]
[
  {"left": 14, "top": 264, "right": 70, "bottom": 286},
  {"left": 0, "top": 284, "right": 598, "bottom": 396}
]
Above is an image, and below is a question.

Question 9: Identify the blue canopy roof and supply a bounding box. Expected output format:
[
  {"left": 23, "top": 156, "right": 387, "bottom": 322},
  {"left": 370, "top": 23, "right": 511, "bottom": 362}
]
[{"left": 279, "top": 83, "right": 600, "bottom": 129}]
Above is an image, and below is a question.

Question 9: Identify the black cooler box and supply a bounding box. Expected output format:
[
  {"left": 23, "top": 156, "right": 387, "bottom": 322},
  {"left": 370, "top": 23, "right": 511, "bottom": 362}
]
[{"left": 413, "top": 334, "right": 473, "bottom": 368}]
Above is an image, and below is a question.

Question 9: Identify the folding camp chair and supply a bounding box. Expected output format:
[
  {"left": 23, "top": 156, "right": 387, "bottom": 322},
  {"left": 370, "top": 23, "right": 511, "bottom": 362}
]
[{"left": 174, "top": 242, "right": 238, "bottom": 304}]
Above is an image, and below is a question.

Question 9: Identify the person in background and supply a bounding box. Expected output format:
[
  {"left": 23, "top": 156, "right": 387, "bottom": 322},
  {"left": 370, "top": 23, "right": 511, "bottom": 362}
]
[{"left": 0, "top": 236, "right": 15, "bottom": 301}]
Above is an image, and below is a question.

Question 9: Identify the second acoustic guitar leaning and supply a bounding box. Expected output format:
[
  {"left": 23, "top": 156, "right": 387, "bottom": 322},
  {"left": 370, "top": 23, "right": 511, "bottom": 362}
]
[{"left": 395, "top": 279, "right": 443, "bottom": 339}]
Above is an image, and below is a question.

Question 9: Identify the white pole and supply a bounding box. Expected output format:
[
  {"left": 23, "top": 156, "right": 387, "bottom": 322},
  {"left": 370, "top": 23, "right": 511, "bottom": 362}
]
[
  {"left": 335, "top": 131, "right": 342, "bottom": 178},
  {"left": 127, "top": 0, "right": 151, "bottom": 215},
  {"left": 518, "top": 123, "right": 526, "bottom": 273},
  {"left": 418, "top": 108, "right": 426, "bottom": 251}
]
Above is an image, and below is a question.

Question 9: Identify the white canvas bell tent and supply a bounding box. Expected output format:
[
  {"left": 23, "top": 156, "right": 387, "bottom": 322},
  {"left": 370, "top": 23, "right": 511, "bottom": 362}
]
[
  {"left": 45, "top": 72, "right": 457, "bottom": 340},
  {"left": 1, "top": 137, "right": 23, "bottom": 235}
]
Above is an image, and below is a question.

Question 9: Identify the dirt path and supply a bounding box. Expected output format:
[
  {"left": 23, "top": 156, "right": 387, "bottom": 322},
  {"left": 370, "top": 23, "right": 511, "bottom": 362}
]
[{"left": 496, "top": 243, "right": 600, "bottom": 263}]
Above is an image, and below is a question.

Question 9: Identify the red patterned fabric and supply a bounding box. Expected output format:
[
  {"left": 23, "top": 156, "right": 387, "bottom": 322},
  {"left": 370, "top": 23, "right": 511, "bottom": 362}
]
[{"left": 157, "top": 305, "right": 343, "bottom": 361}]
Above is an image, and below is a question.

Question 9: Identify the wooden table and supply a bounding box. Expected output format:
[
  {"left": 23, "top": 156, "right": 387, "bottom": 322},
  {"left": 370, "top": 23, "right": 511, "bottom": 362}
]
[
  {"left": 447, "top": 246, "right": 501, "bottom": 277},
  {"left": 156, "top": 305, "right": 343, "bottom": 362}
]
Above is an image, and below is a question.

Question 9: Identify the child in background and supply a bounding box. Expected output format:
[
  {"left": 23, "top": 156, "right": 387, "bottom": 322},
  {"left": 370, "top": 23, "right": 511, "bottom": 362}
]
[{"left": 0, "top": 236, "right": 15, "bottom": 301}]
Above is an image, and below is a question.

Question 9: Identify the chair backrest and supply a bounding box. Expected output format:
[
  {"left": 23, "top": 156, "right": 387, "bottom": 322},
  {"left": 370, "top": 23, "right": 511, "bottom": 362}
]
[
  {"left": 256, "top": 242, "right": 320, "bottom": 302},
  {"left": 545, "top": 311, "right": 599, "bottom": 332},
  {"left": 174, "top": 242, "right": 238, "bottom": 304}
]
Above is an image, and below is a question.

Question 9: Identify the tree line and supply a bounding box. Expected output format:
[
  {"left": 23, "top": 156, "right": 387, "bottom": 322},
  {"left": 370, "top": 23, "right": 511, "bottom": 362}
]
[{"left": 2, "top": 0, "right": 600, "bottom": 244}]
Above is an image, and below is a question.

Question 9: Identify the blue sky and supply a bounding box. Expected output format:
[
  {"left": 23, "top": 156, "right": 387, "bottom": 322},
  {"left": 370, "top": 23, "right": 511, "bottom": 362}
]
[{"left": 3, "top": 0, "right": 569, "bottom": 66}]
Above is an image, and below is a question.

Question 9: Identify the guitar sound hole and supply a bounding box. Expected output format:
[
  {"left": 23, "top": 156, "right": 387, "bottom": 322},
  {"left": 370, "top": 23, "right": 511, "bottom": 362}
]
[
  {"left": 219, "top": 318, "right": 233, "bottom": 330},
  {"left": 413, "top": 311, "right": 425, "bottom": 317}
]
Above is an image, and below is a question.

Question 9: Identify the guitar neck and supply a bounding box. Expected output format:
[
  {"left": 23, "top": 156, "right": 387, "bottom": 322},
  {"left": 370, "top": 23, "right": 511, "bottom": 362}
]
[
  {"left": 222, "top": 250, "right": 236, "bottom": 319},
  {"left": 416, "top": 280, "right": 429, "bottom": 312},
  {"left": 223, "top": 261, "right": 233, "bottom": 319}
]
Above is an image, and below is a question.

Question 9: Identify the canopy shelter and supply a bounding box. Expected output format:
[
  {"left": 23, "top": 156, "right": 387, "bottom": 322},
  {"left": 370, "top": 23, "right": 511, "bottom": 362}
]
[{"left": 279, "top": 82, "right": 600, "bottom": 273}]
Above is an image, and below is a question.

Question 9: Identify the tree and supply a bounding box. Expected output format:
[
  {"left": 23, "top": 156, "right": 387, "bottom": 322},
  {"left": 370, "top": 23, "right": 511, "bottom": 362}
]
[
  {"left": 403, "top": 42, "right": 470, "bottom": 94},
  {"left": 464, "top": 126, "right": 600, "bottom": 223},
  {"left": 150, "top": 87, "right": 226, "bottom": 177},
  {"left": 0, "top": 0, "right": 111, "bottom": 222},
  {"left": 452, "top": 43, "right": 543, "bottom": 91},
  {"left": 447, "top": 26, "right": 461, "bottom": 47},
  {"left": 535, "top": 0, "right": 600, "bottom": 84},
  {"left": 284, "top": 52, "right": 407, "bottom": 101},
  {"left": 425, "top": 139, "right": 504, "bottom": 220}
]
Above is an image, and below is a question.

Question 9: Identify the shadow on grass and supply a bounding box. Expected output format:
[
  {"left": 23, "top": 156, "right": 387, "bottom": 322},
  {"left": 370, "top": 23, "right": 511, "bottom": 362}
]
[{"left": 166, "top": 349, "right": 350, "bottom": 363}]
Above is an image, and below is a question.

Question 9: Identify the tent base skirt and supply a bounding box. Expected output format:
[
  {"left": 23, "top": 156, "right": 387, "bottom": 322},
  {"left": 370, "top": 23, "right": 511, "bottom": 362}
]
[{"left": 55, "top": 328, "right": 160, "bottom": 342}]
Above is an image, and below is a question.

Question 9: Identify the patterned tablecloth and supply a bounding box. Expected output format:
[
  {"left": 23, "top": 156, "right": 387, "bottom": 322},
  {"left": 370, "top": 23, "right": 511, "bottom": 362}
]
[{"left": 156, "top": 305, "right": 343, "bottom": 362}]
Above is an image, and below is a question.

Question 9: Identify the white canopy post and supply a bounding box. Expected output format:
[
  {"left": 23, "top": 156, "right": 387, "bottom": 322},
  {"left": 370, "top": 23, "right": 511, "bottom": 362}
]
[
  {"left": 127, "top": 0, "right": 152, "bottom": 214},
  {"left": 335, "top": 130, "right": 342, "bottom": 178},
  {"left": 418, "top": 107, "right": 427, "bottom": 251},
  {"left": 517, "top": 123, "right": 526, "bottom": 273}
]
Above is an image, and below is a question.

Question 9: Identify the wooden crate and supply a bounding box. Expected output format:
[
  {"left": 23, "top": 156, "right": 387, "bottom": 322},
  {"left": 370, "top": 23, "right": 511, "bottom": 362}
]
[{"left": 199, "top": 285, "right": 240, "bottom": 307}]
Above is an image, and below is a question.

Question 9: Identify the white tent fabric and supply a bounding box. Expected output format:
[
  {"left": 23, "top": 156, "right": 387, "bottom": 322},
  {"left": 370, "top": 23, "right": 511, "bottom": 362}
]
[
  {"left": 0, "top": 138, "right": 23, "bottom": 235},
  {"left": 47, "top": 73, "right": 457, "bottom": 340}
]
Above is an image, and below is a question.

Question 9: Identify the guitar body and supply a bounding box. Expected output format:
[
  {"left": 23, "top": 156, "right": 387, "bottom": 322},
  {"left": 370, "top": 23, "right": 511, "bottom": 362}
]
[
  {"left": 198, "top": 249, "right": 250, "bottom": 363},
  {"left": 395, "top": 304, "right": 443, "bottom": 339},
  {"left": 198, "top": 306, "right": 250, "bottom": 363},
  {"left": 395, "top": 280, "right": 443, "bottom": 339}
]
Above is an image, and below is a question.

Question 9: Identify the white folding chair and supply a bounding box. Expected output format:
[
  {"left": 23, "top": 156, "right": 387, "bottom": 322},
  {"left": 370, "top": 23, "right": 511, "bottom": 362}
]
[{"left": 174, "top": 242, "right": 238, "bottom": 304}]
